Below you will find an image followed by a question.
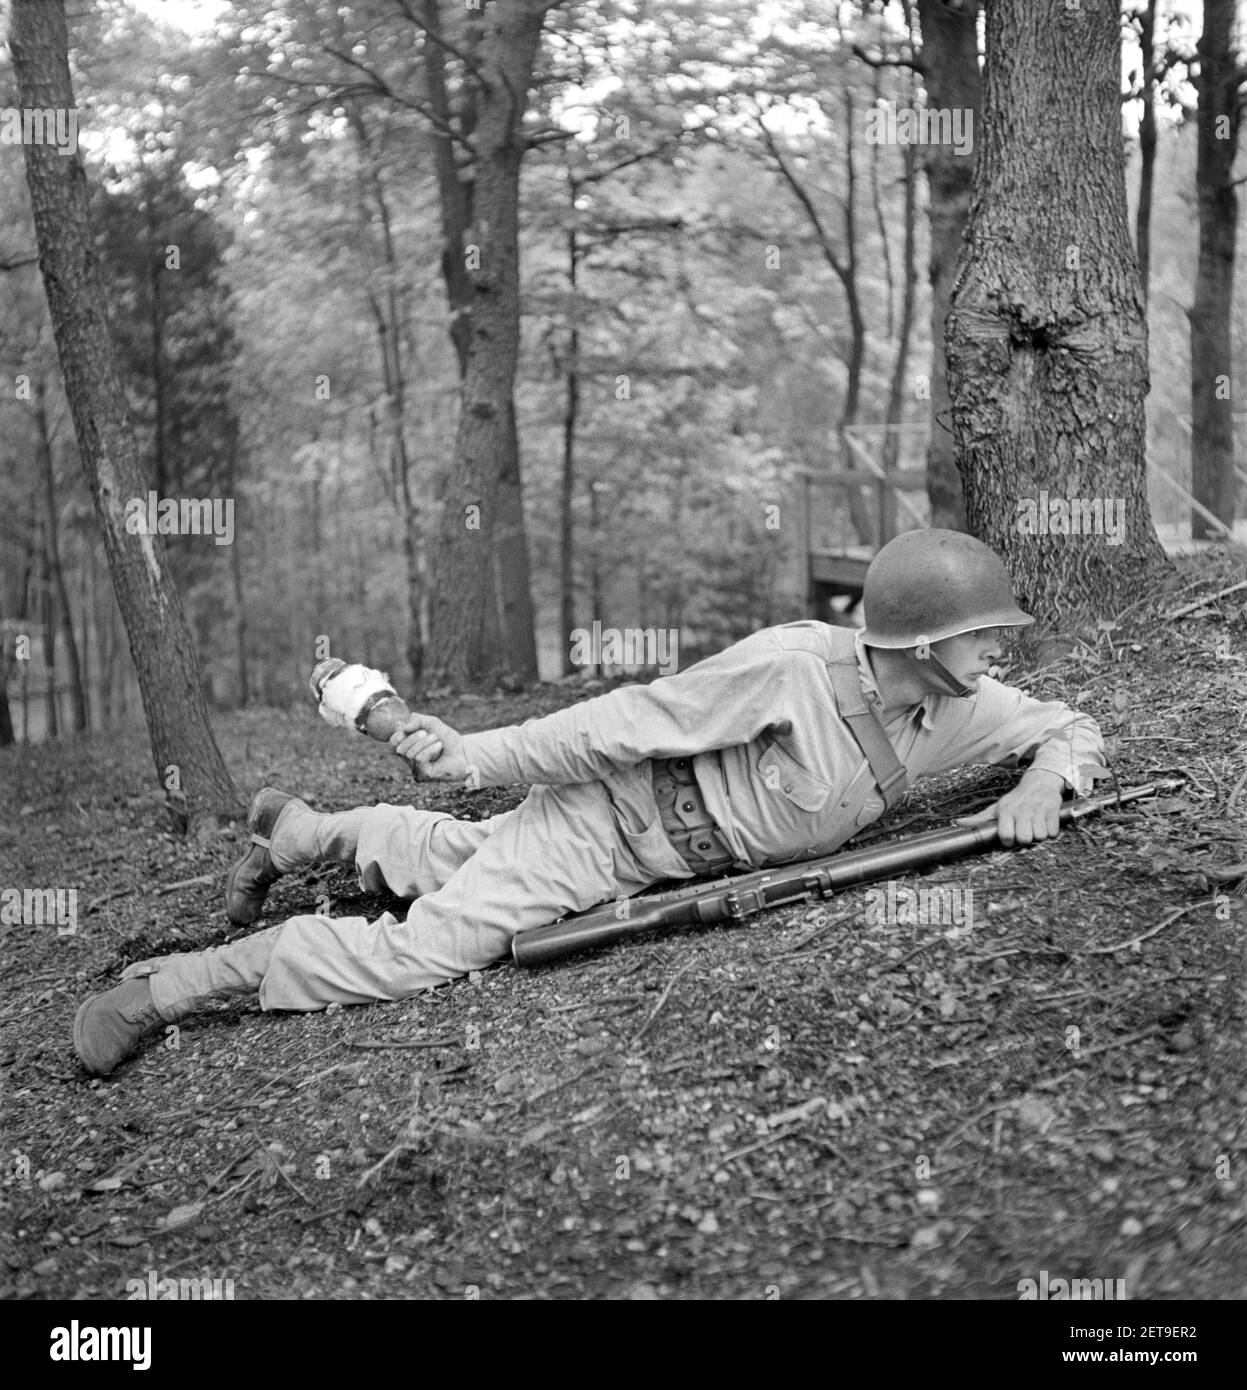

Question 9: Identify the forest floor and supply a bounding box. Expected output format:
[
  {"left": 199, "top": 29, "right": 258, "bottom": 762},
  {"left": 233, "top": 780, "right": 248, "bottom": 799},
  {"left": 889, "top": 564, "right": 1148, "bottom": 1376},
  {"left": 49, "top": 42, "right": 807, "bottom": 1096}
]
[{"left": 2, "top": 552, "right": 1245, "bottom": 1302}]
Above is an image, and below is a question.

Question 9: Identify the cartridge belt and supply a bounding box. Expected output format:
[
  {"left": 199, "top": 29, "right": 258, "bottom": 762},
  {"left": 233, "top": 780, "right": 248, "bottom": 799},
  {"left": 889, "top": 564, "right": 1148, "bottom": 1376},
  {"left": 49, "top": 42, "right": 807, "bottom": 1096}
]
[{"left": 652, "top": 756, "right": 736, "bottom": 875}]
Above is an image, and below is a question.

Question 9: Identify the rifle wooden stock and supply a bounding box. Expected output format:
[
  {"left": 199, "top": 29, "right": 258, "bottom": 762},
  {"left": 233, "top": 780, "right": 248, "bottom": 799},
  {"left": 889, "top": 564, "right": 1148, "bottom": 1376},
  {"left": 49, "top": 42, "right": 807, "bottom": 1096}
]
[{"left": 511, "top": 780, "right": 1180, "bottom": 967}]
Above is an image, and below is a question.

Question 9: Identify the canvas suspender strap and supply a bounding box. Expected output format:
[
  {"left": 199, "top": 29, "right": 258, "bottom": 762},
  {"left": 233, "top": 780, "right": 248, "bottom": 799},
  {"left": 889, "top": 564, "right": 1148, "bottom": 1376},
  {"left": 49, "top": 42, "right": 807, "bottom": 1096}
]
[{"left": 825, "top": 659, "right": 909, "bottom": 812}]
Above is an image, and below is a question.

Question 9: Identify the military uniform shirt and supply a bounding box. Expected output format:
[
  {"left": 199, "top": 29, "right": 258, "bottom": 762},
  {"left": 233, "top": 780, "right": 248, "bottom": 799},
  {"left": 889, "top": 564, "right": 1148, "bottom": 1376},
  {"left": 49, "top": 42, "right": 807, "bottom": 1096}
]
[{"left": 459, "top": 620, "right": 1106, "bottom": 870}]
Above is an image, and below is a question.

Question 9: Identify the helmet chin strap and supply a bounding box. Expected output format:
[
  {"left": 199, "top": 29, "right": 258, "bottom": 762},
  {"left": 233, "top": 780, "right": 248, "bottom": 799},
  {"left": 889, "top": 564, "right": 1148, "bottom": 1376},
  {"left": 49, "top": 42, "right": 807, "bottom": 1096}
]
[{"left": 913, "top": 649, "right": 976, "bottom": 699}]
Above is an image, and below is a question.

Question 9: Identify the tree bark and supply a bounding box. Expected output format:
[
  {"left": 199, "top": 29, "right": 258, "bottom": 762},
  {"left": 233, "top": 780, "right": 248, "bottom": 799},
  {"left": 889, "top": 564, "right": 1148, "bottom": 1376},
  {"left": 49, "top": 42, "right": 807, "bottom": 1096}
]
[
  {"left": 868, "top": 64, "right": 896, "bottom": 341},
  {"left": 882, "top": 124, "right": 920, "bottom": 481},
  {"left": 560, "top": 193, "right": 581, "bottom": 678},
  {"left": 1189, "top": 0, "right": 1240, "bottom": 539},
  {"left": 40, "top": 527, "right": 58, "bottom": 740},
  {"left": 33, "top": 372, "right": 87, "bottom": 732},
  {"left": 11, "top": 0, "right": 240, "bottom": 832},
  {"left": 418, "top": 0, "right": 539, "bottom": 685},
  {"left": 946, "top": 0, "right": 1167, "bottom": 626},
  {"left": 916, "top": 0, "right": 979, "bottom": 531},
  {"left": 423, "top": 0, "right": 552, "bottom": 686},
  {"left": 0, "top": 636, "right": 13, "bottom": 745},
  {"left": 227, "top": 432, "right": 249, "bottom": 707},
  {"left": 1135, "top": 0, "right": 1157, "bottom": 303}
]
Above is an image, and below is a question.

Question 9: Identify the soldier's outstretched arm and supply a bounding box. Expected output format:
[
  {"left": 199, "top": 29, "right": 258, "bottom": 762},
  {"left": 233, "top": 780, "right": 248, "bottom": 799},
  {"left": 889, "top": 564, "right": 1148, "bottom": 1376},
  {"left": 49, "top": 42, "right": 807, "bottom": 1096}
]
[{"left": 453, "top": 629, "right": 800, "bottom": 788}]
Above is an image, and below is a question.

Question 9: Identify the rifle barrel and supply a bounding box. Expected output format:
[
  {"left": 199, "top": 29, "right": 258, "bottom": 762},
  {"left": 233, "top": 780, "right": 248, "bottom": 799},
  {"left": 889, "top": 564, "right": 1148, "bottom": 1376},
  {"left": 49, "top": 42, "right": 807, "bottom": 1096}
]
[{"left": 510, "top": 780, "right": 1178, "bottom": 967}]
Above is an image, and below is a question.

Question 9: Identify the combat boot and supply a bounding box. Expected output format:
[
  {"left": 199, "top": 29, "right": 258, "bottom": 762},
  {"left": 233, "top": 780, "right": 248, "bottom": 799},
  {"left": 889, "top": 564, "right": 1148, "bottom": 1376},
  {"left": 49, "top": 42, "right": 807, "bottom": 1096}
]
[
  {"left": 73, "top": 977, "right": 171, "bottom": 1077},
  {"left": 75, "top": 926, "right": 282, "bottom": 1076},
  {"left": 225, "top": 787, "right": 303, "bottom": 925}
]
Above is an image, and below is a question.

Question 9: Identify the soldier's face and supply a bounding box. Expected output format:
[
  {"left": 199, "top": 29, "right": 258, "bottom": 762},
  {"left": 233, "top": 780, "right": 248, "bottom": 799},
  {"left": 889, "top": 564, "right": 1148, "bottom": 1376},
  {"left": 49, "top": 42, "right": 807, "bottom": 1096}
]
[{"left": 929, "top": 627, "right": 1006, "bottom": 685}]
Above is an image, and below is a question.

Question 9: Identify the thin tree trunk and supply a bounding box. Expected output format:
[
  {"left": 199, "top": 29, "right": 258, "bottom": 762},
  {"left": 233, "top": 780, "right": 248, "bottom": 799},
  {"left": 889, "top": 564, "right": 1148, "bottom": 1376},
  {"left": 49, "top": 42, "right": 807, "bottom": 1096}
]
[
  {"left": 869, "top": 64, "right": 896, "bottom": 341},
  {"left": 11, "top": 0, "right": 241, "bottom": 832},
  {"left": 227, "top": 436, "right": 249, "bottom": 706},
  {"left": 40, "top": 531, "right": 58, "bottom": 740},
  {"left": 560, "top": 205, "right": 581, "bottom": 677},
  {"left": 34, "top": 373, "right": 87, "bottom": 732},
  {"left": 1136, "top": 0, "right": 1158, "bottom": 303},
  {"left": 146, "top": 187, "right": 168, "bottom": 498},
  {"left": 881, "top": 133, "right": 920, "bottom": 497},
  {"left": 348, "top": 105, "right": 428, "bottom": 684},
  {"left": 916, "top": 0, "right": 979, "bottom": 531},
  {"left": 78, "top": 529, "right": 92, "bottom": 730},
  {"left": 588, "top": 474, "right": 603, "bottom": 677},
  {"left": 758, "top": 106, "right": 871, "bottom": 544},
  {"left": 1190, "top": 0, "right": 1240, "bottom": 539},
  {"left": 945, "top": 0, "right": 1168, "bottom": 625},
  {"left": 0, "top": 637, "right": 13, "bottom": 745}
]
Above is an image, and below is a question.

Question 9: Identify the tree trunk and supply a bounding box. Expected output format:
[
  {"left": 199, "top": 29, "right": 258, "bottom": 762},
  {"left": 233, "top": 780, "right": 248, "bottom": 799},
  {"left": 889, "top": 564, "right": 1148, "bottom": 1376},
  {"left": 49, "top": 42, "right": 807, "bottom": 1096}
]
[
  {"left": 1189, "top": 0, "right": 1240, "bottom": 539},
  {"left": 0, "top": 636, "right": 13, "bottom": 745},
  {"left": 837, "top": 88, "right": 872, "bottom": 546},
  {"left": 946, "top": 0, "right": 1167, "bottom": 626},
  {"left": 78, "top": 529, "right": 92, "bottom": 730},
  {"left": 882, "top": 129, "right": 920, "bottom": 480},
  {"left": 11, "top": 0, "right": 241, "bottom": 832},
  {"left": 34, "top": 372, "right": 88, "bottom": 732},
  {"left": 419, "top": 0, "right": 540, "bottom": 686},
  {"left": 348, "top": 104, "right": 429, "bottom": 685},
  {"left": 560, "top": 212, "right": 581, "bottom": 677},
  {"left": 868, "top": 64, "right": 896, "bottom": 341},
  {"left": 916, "top": 0, "right": 979, "bottom": 531},
  {"left": 1136, "top": 0, "right": 1157, "bottom": 303},
  {"left": 227, "top": 436, "right": 249, "bottom": 707},
  {"left": 146, "top": 186, "right": 168, "bottom": 497},
  {"left": 40, "top": 531, "right": 58, "bottom": 740},
  {"left": 424, "top": 0, "right": 551, "bottom": 686}
]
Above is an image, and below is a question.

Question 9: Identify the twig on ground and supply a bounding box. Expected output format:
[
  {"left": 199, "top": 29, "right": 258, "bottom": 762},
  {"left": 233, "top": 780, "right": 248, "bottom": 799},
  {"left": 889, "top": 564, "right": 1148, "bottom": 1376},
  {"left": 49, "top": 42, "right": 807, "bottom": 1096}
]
[
  {"left": 1082, "top": 902, "right": 1206, "bottom": 955},
  {"left": 1163, "top": 580, "right": 1247, "bottom": 620},
  {"left": 83, "top": 888, "right": 131, "bottom": 914},
  {"left": 524, "top": 1060, "right": 604, "bottom": 1106},
  {"left": 155, "top": 875, "right": 214, "bottom": 895},
  {"left": 1228, "top": 767, "right": 1247, "bottom": 816},
  {"left": 631, "top": 959, "right": 696, "bottom": 1045},
  {"left": 934, "top": 1101, "right": 1016, "bottom": 1159},
  {"left": 882, "top": 935, "right": 950, "bottom": 973},
  {"left": 1072, "top": 1025, "right": 1159, "bottom": 1061},
  {"left": 346, "top": 1036, "right": 460, "bottom": 1050},
  {"left": 251, "top": 1136, "right": 313, "bottom": 1206},
  {"left": 547, "top": 995, "right": 643, "bottom": 1013},
  {"left": 0, "top": 995, "right": 62, "bottom": 1025},
  {"left": 722, "top": 1114, "right": 836, "bottom": 1166},
  {"left": 298, "top": 1200, "right": 361, "bottom": 1227},
  {"left": 357, "top": 1143, "right": 405, "bottom": 1188},
  {"left": 775, "top": 907, "right": 857, "bottom": 956}
]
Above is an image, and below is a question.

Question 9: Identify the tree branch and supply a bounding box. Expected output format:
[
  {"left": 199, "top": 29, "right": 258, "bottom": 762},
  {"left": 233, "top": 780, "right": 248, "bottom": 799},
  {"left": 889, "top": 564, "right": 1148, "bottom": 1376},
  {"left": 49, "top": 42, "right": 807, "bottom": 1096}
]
[
  {"left": 570, "top": 137, "right": 683, "bottom": 184},
  {"left": 851, "top": 42, "right": 923, "bottom": 74},
  {"left": 754, "top": 113, "right": 849, "bottom": 284},
  {"left": 390, "top": 0, "right": 491, "bottom": 87},
  {"left": 254, "top": 59, "right": 476, "bottom": 156},
  {"left": 526, "top": 126, "right": 575, "bottom": 148}
]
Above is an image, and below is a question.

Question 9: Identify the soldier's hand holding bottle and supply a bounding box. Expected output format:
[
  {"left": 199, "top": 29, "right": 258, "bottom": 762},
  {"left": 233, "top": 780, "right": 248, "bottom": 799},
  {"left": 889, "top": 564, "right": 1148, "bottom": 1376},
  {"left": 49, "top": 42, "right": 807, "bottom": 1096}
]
[{"left": 389, "top": 713, "right": 468, "bottom": 783}]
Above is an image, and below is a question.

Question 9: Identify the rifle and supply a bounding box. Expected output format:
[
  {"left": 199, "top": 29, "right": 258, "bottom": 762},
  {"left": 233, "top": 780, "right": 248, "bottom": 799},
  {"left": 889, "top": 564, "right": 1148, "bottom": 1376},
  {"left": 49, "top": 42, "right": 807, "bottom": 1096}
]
[{"left": 511, "top": 779, "right": 1183, "bottom": 967}]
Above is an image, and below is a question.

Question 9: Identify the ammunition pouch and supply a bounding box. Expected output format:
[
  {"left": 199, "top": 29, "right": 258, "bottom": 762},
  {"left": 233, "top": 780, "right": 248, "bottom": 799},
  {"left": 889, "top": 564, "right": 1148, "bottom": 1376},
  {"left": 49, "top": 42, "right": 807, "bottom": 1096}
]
[{"left": 652, "top": 756, "right": 736, "bottom": 875}]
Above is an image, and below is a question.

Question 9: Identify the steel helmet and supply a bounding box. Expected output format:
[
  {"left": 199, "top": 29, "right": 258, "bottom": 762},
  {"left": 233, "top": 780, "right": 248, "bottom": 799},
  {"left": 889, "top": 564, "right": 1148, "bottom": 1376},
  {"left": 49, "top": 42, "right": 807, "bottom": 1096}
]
[{"left": 861, "top": 528, "right": 1034, "bottom": 648}]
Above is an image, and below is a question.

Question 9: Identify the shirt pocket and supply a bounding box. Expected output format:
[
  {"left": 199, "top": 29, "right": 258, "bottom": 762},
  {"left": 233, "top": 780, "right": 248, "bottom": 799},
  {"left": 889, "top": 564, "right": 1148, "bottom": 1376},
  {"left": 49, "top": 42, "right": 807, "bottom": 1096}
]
[{"left": 757, "top": 742, "right": 833, "bottom": 813}]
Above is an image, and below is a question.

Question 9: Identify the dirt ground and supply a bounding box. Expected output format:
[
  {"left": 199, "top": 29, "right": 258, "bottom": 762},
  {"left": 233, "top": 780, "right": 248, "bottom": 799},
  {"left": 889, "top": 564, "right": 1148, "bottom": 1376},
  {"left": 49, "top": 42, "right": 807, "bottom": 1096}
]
[{"left": 2, "top": 554, "right": 1245, "bottom": 1302}]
